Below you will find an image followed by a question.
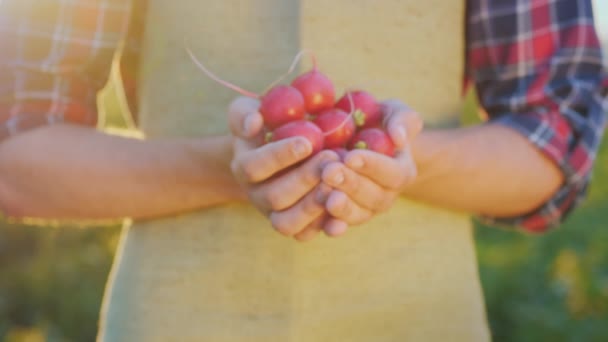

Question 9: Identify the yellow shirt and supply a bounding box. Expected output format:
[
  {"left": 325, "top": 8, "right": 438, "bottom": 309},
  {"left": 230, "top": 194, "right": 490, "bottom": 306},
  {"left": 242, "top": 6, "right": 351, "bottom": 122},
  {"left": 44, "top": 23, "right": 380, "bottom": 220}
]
[{"left": 98, "top": 1, "right": 491, "bottom": 341}]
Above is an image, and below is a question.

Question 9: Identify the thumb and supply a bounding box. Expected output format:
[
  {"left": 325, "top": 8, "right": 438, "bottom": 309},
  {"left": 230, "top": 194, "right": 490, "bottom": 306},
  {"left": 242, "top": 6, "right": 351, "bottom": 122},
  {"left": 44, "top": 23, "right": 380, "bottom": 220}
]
[
  {"left": 228, "top": 97, "right": 263, "bottom": 138},
  {"left": 383, "top": 106, "right": 423, "bottom": 149}
]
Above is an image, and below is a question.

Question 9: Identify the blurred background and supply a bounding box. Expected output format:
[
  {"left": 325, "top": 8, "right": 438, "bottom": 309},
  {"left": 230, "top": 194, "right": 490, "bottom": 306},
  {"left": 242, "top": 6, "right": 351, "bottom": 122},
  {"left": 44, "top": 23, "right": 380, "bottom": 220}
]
[{"left": 1, "top": 2, "right": 608, "bottom": 342}]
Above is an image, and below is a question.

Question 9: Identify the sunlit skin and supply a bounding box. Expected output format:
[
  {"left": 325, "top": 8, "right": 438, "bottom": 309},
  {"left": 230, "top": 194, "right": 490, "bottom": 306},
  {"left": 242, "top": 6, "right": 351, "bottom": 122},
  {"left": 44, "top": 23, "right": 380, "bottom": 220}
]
[
  {"left": 228, "top": 96, "right": 563, "bottom": 239},
  {"left": 0, "top": 127, "right": 246, "bottom": 221},
  {"left": 0, "top": 93, "right": 562, "bottom": 240}
]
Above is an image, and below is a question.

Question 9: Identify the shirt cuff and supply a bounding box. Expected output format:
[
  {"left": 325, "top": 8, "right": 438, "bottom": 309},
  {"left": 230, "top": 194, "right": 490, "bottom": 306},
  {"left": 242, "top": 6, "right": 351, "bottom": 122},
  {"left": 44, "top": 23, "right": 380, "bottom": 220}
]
[{"left": 477, "top": 179, "right": 587, "bottom": 233}]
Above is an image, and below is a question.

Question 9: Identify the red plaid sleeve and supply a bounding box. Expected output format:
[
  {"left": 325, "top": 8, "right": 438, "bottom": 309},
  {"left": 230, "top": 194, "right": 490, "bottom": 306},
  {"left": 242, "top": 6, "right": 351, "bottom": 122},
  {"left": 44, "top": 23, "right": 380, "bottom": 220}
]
[
  {"left": 467, "top": 0, "right": 608, "bottom": 233},
  {"left": 0, "top": 0, "right": 134, "bottom": 141}
]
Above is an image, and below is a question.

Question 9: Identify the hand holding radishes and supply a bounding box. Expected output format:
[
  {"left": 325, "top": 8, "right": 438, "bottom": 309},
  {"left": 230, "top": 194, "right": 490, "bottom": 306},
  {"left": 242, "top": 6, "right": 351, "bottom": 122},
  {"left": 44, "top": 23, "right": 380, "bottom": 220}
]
[
  {"left": 320, "top": 100, "right": 423, "bottom": 236},
  {"left": 189, "top": 48, "right": 420, "bottom": 240},
  {"left": 228, "top": 97, "right": 341, "bottom": 242}
]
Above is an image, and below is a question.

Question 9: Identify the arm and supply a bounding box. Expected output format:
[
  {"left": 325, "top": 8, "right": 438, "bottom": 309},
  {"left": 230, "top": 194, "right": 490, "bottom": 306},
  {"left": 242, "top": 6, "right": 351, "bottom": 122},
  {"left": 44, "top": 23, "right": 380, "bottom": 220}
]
[
  {"left": 0, "top": 125, "right": 245, "bottom": 220},
  {"left": 327, "top": 115, "right": 564, "bottom": 220},
  {"left": 406, "top": 0, "right": 607, "bottom": 231},
  {"left": 405, "top": 124, "right": 563, "bottom": 218},
  {"left": 0, "top": 1, "right": 243, "bottom": 222},
  {"left": 324, "top": 0, "right": 606, "bottom": 233}
]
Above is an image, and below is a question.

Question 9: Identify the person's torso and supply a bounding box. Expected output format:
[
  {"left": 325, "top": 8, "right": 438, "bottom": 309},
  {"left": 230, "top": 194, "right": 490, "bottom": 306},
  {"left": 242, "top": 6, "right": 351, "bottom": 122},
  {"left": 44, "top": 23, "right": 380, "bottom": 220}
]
[{"left": 98, "top": 1, "right": 491, "bottom": 341}]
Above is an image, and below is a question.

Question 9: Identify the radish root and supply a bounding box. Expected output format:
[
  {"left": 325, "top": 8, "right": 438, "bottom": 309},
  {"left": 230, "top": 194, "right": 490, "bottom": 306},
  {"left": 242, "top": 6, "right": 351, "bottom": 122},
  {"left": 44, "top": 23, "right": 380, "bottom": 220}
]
[
  {"left": 262, "top": 49, "right": 317, "bottom": 94},
  {"left": 185, "top": 44, "right": 259, "bottom": 98}
]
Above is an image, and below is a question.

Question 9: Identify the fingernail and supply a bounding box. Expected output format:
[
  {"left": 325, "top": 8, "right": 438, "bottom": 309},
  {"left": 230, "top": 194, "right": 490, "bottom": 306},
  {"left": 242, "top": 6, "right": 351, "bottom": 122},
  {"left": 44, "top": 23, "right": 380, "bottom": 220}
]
[
  {"left": 397, "top": 126, "right": 407, "bottom": 142},
  {"left": 293, "top": 139, "right": 311, "bottom": 158},
  {"left": 348, "top": 156, "right": 364, "bottom": 169},
  {"left": 332, "top": 172, "right": 344, "bottom": 185}
]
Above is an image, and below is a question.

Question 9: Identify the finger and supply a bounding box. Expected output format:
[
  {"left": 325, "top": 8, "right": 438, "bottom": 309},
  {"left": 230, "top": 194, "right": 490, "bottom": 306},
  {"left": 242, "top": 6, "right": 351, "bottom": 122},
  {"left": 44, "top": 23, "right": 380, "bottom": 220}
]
[
  {"left": 325, "top": 190, "right": 373, "bottom": 225},
  {"left": 293, "top": 214, "right": 327, "bottom": 242},
  {"left": 269, "top": 184, "right": 332, "bottom": 237},
  {"left": 380, "top": 100, "right": 423, "bottom": 149},
  {"left": 322, "top": 161, "right": 396, "bottom": 212},
  {"left": 343, "top": 149, "right": 415, "bottom": 191},
  {"left": 380, "top": 99, "right": 410, "bottom": 149},
  {"left": 323, "top": 218, "right": 349, "bottom": 237},
  {"left": 232, "top": 136, "right": 313, "bottom": 184},
  {"left": 228, "top": 97, "right": 263, "bottom": 138},
  {"left": 251, "top": 152, "right": 338, "bottom": 211},
  {"left": 386, "top": 112, "right": 423, "bottom": 150}
]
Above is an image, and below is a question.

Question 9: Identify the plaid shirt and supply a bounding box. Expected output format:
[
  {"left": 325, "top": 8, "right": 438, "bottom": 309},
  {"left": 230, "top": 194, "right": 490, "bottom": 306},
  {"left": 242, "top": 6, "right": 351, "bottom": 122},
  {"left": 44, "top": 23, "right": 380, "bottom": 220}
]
[{"left": 0, "top": 0, "right": 606, "bottom": 232}]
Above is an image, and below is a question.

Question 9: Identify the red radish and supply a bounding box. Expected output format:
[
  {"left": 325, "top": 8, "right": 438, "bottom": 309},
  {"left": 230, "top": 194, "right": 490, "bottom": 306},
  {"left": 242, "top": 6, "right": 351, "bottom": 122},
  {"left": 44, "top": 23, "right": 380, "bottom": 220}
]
[
  {"left": 335, "top": 90, "right": 382, "bottom": 128},
  {"left": 291, "top": 70, "right": 335, "bottom": 114},
  {"left": 259, "top": 85, "right": 306, "bottom": 129},
  {"left": 267, "top": 120, "right": 324, "bottom": 155},
  {"left": 313, "top": 108, "right": 356, "bottom": 149},
  {"left": 349, "top": 128, "right": 395, "bottom": 157},
  {"left": 331, "top": 147, "right": 349, "bottom": 161}
]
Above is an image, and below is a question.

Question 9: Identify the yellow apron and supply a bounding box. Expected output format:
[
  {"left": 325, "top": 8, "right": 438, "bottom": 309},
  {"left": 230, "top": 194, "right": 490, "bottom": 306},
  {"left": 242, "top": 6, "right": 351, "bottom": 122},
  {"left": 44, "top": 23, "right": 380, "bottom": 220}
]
[{"left": 98, "top": 1, "right": 491, "bottom": 341}]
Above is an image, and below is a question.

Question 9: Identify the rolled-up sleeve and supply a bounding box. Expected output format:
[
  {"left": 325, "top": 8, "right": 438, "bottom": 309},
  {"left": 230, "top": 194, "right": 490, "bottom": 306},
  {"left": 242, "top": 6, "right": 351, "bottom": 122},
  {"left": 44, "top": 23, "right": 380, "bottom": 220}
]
[
  {"left": 467, "top": 0, "right": 608, "bottom": 232},
  {"left": 0, "top": 0, "right": 134, "bottom": 141}
]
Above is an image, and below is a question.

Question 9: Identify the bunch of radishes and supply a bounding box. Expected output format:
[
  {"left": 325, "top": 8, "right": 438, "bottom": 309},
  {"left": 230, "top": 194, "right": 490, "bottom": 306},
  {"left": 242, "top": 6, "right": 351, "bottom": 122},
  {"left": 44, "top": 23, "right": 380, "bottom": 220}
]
[{"left": 187, "top": 49, "right": 396, "bottom": 158}]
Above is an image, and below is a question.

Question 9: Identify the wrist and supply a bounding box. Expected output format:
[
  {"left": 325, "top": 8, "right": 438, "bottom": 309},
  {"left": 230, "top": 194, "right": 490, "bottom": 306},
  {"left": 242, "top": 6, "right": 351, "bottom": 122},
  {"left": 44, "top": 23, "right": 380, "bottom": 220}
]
[
  {"left": 184, "top": 136, "right": 248, "bottom": 204},
  {"left": 409, "top": 130, "right": 449, "bottom": 186}
]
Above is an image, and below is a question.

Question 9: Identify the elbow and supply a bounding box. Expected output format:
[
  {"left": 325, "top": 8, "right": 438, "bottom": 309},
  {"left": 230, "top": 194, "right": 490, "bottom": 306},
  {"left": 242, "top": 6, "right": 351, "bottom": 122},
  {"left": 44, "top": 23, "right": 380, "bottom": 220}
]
[
  {"left": 483, "top": 165, "right": 567, "bottom": 235},
  {"left": 519, "top": 173, "right": 566, "bottom": 234},
  {"left": 522, "top": 166, "right": 564, "bottom": 215},
  {"left": 516, "top": 182, "right": 576, "bottom": 235},
  {"left": 496, "top": 159, "right": 564, "bottom": 220}
]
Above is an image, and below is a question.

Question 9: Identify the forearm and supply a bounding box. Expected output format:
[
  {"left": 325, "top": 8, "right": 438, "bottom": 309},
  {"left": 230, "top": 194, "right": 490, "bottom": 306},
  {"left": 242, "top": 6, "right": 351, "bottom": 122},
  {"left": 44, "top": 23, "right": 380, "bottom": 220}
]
[
  {"left": 404, "top": 123, "right": 564, "bottom": 218},
  {"left": 0, "top": 124, "right": 246, "bottom": 221}
]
